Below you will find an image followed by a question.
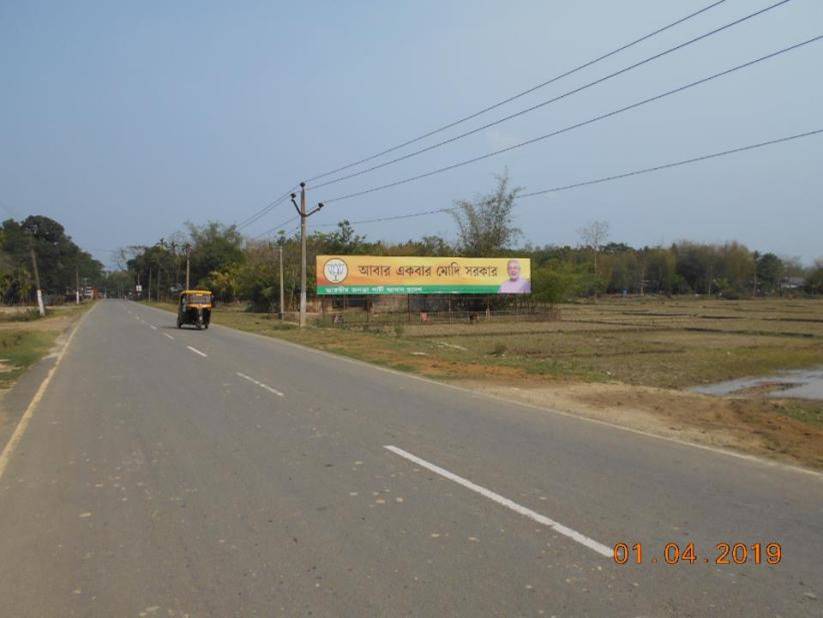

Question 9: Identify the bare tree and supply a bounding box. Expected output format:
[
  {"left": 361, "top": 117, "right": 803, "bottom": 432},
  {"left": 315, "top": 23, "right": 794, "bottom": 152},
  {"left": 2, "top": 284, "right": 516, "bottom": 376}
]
[
  {"left": 450, "top": 171, "right": 522, "bottom": 256},
  {"left": 577, "top": 220, "right": 610, "bottom": 274}
]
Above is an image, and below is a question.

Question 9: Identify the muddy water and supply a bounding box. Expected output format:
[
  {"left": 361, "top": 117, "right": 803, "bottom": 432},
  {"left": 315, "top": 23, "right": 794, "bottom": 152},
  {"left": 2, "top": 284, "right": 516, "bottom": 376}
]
[{"left": 691, "top": 367, "right": 823, "bottom": 400}]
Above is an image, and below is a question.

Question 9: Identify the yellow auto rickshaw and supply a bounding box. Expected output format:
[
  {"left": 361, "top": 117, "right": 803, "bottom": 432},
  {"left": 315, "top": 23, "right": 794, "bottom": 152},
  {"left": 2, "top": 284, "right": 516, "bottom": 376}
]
[{"left": 177, "top": 290, "right": 213, "bottom": 330}]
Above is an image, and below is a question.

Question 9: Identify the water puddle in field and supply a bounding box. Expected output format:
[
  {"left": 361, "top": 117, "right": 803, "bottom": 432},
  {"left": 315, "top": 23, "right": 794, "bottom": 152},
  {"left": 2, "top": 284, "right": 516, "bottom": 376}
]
[{"left": 691, "top": 367, "right": 823, "bottom": 400}]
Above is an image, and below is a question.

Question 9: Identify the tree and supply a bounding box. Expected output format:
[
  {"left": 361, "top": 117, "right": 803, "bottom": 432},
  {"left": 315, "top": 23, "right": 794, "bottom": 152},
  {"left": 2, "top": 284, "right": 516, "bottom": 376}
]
[
  {"left": 756, "top": 253, "right": 784, "bottom": 295},
  {"left": 185, "top": 222, "right": 245, "bottom": 287},
  {"left": 0, "top": 215, "right": 104, "bottom": 302},
  {"left": 805, "top": 260, "right": 823, "bottom": 295},
  {"left": 531, "top": 261, "right": 583, "bottom": 303},
  {"left": 450, "top": 172, "right": 522, "bottom": 256},
  {"left": 577, "top": 220, "right": 610, "bottom": 275}
]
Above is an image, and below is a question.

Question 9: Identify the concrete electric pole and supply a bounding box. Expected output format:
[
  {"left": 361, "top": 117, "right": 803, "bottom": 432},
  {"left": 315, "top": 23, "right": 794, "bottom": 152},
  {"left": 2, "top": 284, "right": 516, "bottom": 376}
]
[
  {"left": 279, "top": 243, "right": 285, "bottom": 321},
  {"left": 290, "top": 183, "right": 323, "bottom": 328},
  {"left": 185, "top": 244, "right": 191, "bottom": 290},
  {"left": 30, "top": 248, "right": 45, "bottom": 316}
]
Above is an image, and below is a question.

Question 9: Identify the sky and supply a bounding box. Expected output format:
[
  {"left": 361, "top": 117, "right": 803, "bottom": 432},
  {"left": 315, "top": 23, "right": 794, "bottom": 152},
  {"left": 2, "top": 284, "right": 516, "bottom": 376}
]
[{"left": 1, "top": 0, "right": 821, "bottom": 268}]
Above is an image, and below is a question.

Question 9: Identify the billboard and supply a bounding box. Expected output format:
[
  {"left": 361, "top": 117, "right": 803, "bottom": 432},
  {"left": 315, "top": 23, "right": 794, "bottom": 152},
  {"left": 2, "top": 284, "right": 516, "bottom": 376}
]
[{"left": 316, "top": 255, "right": 531, "bottom": 295}]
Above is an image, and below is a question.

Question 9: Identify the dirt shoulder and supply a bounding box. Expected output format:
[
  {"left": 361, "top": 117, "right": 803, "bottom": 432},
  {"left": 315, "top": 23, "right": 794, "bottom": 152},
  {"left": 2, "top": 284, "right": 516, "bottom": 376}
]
[{"left": 464, "top": 380, "right": 823, "bottom": 470}]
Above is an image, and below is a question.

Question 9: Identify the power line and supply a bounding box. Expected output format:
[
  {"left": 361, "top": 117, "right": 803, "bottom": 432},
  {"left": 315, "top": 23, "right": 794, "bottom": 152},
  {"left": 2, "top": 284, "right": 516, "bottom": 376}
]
[
  {"left": 519, "top": 128, "right": 823, "bottom": 198},
  {"left": 309, "top": 0, "right": 792, "bottom": 191},
  {"left": 304, "top": 0, "right": 729, "bottom": 184},
  {"left": 236, "top": 189, "right": 297, "bottom": 230},
  {"left": 251, "top": 214, "right": 299, "bottom": 240},
  {"left": 314, "top": 208, "right": 455, "bottom": 228},
  {"left": 319, "top": 35, "right": 823, "bottom": 205},
  {"left": 310, "top": 128, "right": 822, "bottom": 228}
]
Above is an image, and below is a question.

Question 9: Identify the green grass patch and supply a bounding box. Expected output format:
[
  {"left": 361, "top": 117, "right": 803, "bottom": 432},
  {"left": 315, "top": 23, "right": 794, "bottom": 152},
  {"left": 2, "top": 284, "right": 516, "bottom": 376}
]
[
  {"left": 776, "top": 401, "right": 823, "bottom": 426},
  {"left": 0, "top": 330, "right": 59, "bottom": 388}
]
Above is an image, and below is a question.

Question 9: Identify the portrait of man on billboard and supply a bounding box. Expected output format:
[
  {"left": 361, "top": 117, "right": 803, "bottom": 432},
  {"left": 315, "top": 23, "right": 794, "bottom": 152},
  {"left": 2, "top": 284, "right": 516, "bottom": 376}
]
[{"left": 498, "top": 258, "right": 531, "bottom": 294}]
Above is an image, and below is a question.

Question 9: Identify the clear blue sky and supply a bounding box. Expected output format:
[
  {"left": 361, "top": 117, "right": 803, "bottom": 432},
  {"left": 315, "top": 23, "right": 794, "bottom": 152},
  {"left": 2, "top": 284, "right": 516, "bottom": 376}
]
[{"left": 1, "top": 0, "right": 821, "bottom": 267}]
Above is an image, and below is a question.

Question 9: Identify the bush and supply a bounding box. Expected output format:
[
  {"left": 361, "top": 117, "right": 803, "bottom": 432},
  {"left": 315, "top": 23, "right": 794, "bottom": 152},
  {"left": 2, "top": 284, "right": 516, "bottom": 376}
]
[
  {"left": 531, "top": 261, "right": 586, "bottom": 302},
  {"left": 490, "top": 342, "right": 507, "bottom": 356}
]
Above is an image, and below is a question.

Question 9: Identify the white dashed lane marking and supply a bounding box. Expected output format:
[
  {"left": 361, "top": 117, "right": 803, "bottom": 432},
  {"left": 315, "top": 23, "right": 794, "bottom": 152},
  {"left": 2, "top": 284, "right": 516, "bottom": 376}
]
[
  {"left": 236, "top": 372, "right": 285, "bottom": 397},
  {"left": 384, "top": 445, "right": 612, "bottom": 558},
  {"left": 164, "top": 333, "right": 174, "bottom": 340},
  {"left": 186, "top": 345, "right": 208, "bottom": 358}
]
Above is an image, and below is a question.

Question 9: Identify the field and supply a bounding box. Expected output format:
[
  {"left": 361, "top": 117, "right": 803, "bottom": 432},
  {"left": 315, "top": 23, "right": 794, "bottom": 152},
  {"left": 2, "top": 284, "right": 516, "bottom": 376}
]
[{"left": 151, "top": 298, "right": 823, "bottom": 468}]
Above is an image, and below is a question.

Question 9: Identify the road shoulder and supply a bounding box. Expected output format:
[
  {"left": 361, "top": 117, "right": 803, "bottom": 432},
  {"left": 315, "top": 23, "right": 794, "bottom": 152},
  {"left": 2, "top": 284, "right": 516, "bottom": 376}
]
[{"left": 0, "top": 304, "right": 93, "bottom": 456}]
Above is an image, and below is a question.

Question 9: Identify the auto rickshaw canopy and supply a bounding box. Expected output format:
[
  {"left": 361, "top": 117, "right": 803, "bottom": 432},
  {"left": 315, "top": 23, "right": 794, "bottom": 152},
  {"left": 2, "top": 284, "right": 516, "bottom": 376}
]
[{"left": 179, "top": 290, "right": 213, "bottom": 307}]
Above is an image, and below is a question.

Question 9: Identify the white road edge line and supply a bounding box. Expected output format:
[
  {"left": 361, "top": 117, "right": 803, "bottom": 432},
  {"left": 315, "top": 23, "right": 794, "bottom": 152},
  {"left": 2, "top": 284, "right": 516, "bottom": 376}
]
[
  {"left": 0, "top": 303, "right": 96, "bottom": 480},
  {"left": 384, "top": 445, "right": 613, "bottom": 558},
  {"left": 186, "top": 345, "right": 208, "bottom": 358},
  {"left": 164, "top": 333, "right": 175, "bottom": 340},
  {"left": 236, "top": 372, "right": 285, "bottom": 397}
]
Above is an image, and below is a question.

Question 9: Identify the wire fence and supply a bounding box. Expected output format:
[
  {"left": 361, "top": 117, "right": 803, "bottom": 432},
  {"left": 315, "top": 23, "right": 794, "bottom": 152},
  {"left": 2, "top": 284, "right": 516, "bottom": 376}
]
[{"left": 315, "top": 301, "right": 559, "bottom": 331}]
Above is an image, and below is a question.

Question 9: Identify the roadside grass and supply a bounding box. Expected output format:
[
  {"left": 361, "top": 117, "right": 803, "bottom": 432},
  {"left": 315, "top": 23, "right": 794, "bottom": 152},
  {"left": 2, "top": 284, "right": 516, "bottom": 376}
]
[
  {"left": 0, "top": 302, "right": 93, "bottom": 390},
  {"left": 0, "top": 308, "right": 44, "bottom": 323},
  {"left": 0, "top": 330, "right": 59, "bottom": 388},
  {"left": 774, "top": 399, "right": 823, "bottom": 426}
]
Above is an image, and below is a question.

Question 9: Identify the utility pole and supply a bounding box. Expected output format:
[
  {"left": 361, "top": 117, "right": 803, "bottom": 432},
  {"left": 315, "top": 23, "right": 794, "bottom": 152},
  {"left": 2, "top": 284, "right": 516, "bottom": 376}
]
[
  {"left": 75, "top": 266, "right": 80, "bottom": 305},
  {"left": 30, "top": 248, "right": 45, "bottom": 316},
  {"left": 752, "top": 251, "right": 759, "bottom": 298},
  {"left": 291, "top": 182, "right": 324, "bottom": 328},
  {"left": 148, "top": 268, "right": 152, "bottom": 303},
  {"left": 279, "top": 243, "right": 284, "bottom": 320},
  {"left": 185, "top": 244, "right": 191, "bottom": 290}
]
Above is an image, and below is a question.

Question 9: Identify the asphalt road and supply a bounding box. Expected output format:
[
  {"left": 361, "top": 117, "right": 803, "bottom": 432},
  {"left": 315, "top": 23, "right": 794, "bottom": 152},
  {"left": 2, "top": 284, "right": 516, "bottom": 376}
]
[{"left": 0, "top": 300, "right": 821, "bottom": 617}]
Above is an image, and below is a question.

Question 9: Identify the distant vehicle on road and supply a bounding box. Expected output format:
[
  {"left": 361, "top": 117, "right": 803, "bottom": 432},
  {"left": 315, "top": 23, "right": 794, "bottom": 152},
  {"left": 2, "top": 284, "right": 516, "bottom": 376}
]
[{"left": 176, "top": 289, "right": 213, "bottom": 330}]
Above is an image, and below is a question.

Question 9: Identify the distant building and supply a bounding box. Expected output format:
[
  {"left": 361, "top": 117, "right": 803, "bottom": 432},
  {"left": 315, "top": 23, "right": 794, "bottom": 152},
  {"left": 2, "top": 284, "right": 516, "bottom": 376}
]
[{"left": 782, "top": 276, "right": 805, "bottom": 290}]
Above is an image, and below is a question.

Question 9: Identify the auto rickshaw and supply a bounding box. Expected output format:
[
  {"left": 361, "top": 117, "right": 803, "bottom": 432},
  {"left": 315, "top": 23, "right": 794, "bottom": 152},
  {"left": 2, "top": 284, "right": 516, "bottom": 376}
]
[{"left": 177, "top": 289, "right": 213, "bottom": 330}]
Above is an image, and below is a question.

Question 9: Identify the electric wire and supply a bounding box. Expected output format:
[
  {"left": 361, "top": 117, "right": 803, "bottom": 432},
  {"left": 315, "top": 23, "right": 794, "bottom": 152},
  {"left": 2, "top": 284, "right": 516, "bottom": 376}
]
[
  {"left": 309, "top": 0, "right": 792, "bottom": 191},
  {"left": 307, "top": 128, "right": 822, "bottom": 228},
  {"left": 318, "top": 35, "right": 823, "bottom": 205},
  {"left": 304, "top": 0, "right": 729, "bottom": 184}
]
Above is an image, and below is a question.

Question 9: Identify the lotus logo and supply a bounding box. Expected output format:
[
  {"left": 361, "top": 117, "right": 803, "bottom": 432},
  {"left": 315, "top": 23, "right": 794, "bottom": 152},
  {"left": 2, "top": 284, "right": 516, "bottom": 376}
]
[{"left": 323, "top": 258, "right": 348, "bottom": 283}]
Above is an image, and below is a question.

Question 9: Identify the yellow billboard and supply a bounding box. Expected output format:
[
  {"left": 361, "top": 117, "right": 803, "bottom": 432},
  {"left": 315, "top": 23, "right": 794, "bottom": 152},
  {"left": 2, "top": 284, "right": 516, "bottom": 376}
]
[{"left": 316, "top": 255, "right": 531, "bottom": 295}]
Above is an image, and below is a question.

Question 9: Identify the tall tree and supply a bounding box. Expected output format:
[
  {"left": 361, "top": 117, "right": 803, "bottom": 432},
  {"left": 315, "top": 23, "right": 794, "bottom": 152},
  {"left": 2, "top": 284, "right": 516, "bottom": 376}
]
[
  {"left": 577, "top": 220, "right": 610, "bottom": 275},
  {"left": 450, "top": 172, "right": 522, "bottom": 257}
]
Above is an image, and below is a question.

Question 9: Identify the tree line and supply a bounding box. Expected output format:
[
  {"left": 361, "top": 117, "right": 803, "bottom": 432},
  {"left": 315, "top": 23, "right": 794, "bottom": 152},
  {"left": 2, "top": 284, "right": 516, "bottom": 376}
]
[
  {"left": 117, "top": 174, "right": 822, "bottom": 309},
  {"left": 4, "top": 176, "right": 818, "bottom": 309},
  {"left": 0, "top": 216, "right": 104, "bottom": 304}
]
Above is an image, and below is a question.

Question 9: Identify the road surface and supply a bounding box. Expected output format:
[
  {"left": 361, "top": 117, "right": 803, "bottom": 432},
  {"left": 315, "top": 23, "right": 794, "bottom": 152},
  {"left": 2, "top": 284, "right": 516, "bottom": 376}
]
[{"left": 0, "top": 300, "right": 821, "bottom": 616}]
